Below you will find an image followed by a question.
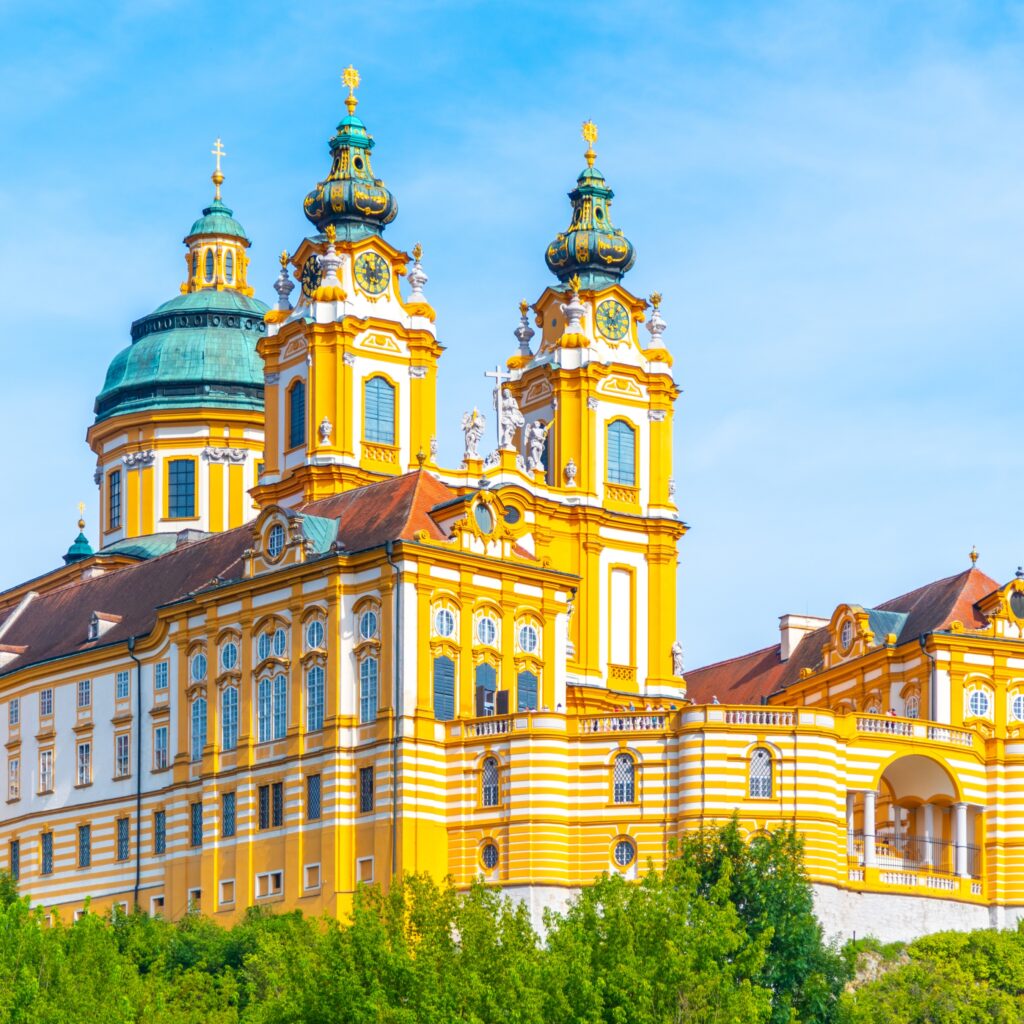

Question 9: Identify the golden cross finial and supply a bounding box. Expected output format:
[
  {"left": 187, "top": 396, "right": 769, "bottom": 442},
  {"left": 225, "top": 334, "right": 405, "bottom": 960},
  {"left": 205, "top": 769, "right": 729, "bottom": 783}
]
[
  {"left": 279, "top": 250, "right": 290, "bottom": 268},
  {"left": 342, "top": 65, "right": 361, "bottom": 114},
  {"left": 211, "top": 137, "right": 226, "bottom": 199},
  {"left": 650, "top": 291, "right": 662, "bottom": 310},
  {"left": 77, "top": 502, "right": 86, "bottom": 530},
  {"left": 412, "top": 242, "right": 423, "bottom": 261},
  {"left": 970, "top": 544, "right": 979, "bottom": 567},
  {"left": 582, "top": 120, "right": 598, "bottom": 168},
  {"left": 519, "top": 299, "right": 530, "bottom": 317}
]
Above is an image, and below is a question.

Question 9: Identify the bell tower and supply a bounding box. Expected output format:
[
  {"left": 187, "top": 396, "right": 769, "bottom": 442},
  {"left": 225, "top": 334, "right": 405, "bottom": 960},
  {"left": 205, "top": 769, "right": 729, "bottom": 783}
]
[
  {"left": 503, "top": 122, "right": 685, "bottom": 697},
  {"left": 253, "top": 68, "right": 441, "bottom": 509}
]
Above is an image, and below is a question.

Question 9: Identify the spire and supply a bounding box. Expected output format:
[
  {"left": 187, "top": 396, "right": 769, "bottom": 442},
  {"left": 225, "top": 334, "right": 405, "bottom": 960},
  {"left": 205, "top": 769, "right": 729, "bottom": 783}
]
[
  {"left": 211, "top": 137, "right": 226, "bottom": 200},
  {"left": 545, "top": 120, "right": 636, "bottom": 288},
  {"left": 303, "top": 66, "right": 398, "bottom": 241},
  {"left": 63, "top": 503, "right": 94, "bottom": 565}
]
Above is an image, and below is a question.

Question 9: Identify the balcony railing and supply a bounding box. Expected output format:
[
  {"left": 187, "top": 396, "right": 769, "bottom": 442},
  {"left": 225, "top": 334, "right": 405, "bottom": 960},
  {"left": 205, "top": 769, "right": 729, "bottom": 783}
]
[
  {"left": 579, "top": 713, "right": 669, "bottom": 734},
  {"left": 724, "top": 709, "right": 795, "bottom": 727},
  {"left": 849, "top": 831, "right": 980, "bottom": 878},
  {"left": 850, "top": 713, "right": 975, "bottom": 748}
]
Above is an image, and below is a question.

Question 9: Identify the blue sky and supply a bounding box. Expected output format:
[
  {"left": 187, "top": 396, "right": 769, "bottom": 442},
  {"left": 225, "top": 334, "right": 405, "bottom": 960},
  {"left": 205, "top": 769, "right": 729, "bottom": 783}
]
[{"left": 2, "top": 0, "right": 1024, "bottom": 669}]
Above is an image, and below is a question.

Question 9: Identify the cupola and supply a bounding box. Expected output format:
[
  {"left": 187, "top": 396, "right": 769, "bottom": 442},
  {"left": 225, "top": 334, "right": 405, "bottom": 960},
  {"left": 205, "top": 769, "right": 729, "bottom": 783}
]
[
  {"left": 302, "top": 66, "right": 398, "bottom": 241},
  {"left": 544, "top": 121, "right": 636, "bottom": 288}
]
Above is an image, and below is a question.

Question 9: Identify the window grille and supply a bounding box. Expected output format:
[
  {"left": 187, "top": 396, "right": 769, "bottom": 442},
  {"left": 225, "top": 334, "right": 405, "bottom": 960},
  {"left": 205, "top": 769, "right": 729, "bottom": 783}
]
[
  {"left": 288, "top": 381, "right": 306, "bottom": 449},
  {"left": 306, "top": 666, "right": 325, "bottom": 732},
  {"left": 749, "top": 748, "right": 773, "bottom": 799},
  {"left": 190, "top": 802, "right": 203, "bottom": 847},
  {"left": 258, "top": 785, "right": 270, "bottom": 829},
  {"left": 517, "top": 670, "right": 538, "bottom": 712},
  {"left": 168, "top": 459, "right": 196, "bottom": 519},
  {"left": 222, "top": 792, "right": 236, "bottom": 838},
  {"left": 78, "top": 824, "right": 91, "bottom": 868},
  {"left": 40, "top": 832, "right": 52, "bottom": 875},
  {"left": 481, "top": 842, "right": 499, "bottom": 870},
  {"left": 613, "top": 839, "right": 635, "bottom": 866},
  {"left": 433, "top": 656, "right": 455, "bottom": 721},
  {"left": 9, "top": 839, "right": 19, "bottom": 881},
  {"left": 116, "top": 670, "right": 129, "bottom": 700},
  {"left": 307, "top": 774, "right": 321, "bottom": 821},
  {"left": 482, "top": 757, "right": 499, "bottom": 808},
  {"left": 272, "top": 782, "right": 283, "bottom": 827},
  {"left": 154, "top": 810, "right": 166, "bottom": 854},
  {"left": 364, "top": 377, "right": 396, "bottom": 445},
  {"left": 359, "top": 658, "right": 378, "bottom": 723},
  {"left": 359, "top": 766, "right": 374, "bottom": 813},
  {"left": 116, "top": 817, "right": 130, "bottom": 861},
  {"left": 190, "top": 698, "right": 207, "bottom": 761},
  {"left": 613, "top": 753, "right": 635, "bottom": 804},
  {"left": 108, "top": 469, "right": 121, "bottom": 530},
  {"left": 222, "top": 687, "right": 238, "bottom": 750},
  {"left": 606, "top": 421, "right": 636, "bottom": 486}
]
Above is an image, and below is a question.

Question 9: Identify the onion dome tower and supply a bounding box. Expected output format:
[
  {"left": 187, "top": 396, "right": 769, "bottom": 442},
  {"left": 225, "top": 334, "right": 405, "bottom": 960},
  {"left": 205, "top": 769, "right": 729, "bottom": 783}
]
[
  {"left": 62, "top": 504, "right": 95, "bottom": 565},
  {"left": 86, "top": 141, "right": 269, "bottom": 546},
  {"left": 302, "top": 66, "right": 398, "bottom": 242},
  {"left": 544, "top": 121, "right": 636, "bottom": 288}
]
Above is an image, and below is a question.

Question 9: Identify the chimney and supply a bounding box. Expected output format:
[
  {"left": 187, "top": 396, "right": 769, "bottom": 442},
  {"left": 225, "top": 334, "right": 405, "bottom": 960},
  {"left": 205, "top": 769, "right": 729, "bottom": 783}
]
[{"left": 778, "top": 614, "right": 829, "bottom": 661}]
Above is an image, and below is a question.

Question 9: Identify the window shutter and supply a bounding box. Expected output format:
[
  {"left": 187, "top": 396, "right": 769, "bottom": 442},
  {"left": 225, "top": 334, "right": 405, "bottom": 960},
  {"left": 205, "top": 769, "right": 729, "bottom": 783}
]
[
  {"left": 433, "top": 656, "right": 456, "bottom": 721},
  {"left": 517, "top": 670, "right": 538, "bottom": 712}
]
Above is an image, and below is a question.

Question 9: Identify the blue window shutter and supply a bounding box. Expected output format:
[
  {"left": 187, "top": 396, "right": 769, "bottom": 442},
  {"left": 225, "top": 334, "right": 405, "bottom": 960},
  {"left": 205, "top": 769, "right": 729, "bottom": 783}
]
[
  {"left": 289, "top": 382, "right": 306, "bottom": 449},
  {"left": 475, "top": 662, "right": 496, "bottom": 692},
  {"left": 517, "top": 670, "right": 538, "bottom": 712},
  {"left": 365, "top": 378, "right": 395, "bottom": 445},
  {"left": 433, "top": 656, "right": 455, "bottom": 721}
]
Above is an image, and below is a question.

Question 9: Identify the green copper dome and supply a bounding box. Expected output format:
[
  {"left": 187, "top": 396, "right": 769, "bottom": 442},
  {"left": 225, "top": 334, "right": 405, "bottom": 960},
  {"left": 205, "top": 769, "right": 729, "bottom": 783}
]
[
  {"left": 187, "top": 197, "right": 249, "bottom": 241},
  {"left": 63, "top": 529, "right": 94, "bottom": 565},
  {"left": 545, "top": 131, "right": 636, "bottom": 288},
  {"left": 95, "top": 289, "right": 268, "bottom": 422},
  {"left": 303, "top": 89, "right": 397, "bottom": 241}
]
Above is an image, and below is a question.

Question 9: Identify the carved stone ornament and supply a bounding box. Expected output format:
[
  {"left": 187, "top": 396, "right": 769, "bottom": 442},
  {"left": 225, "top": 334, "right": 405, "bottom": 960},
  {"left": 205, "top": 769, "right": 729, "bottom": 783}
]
[
  {"left": 318, "top": 416, "right": 333, "bottom": 446},
  {"left": 648, "top": 409, "right": 667, "bottom": 422},
  {"left": 343, "top": 352, "right": 356, "bottom": 366},
  {"left": 667, "top": 476, "right": 676, "bottom": 499},
  {"left": 587, "top": 397, "right": 599, "bottom": 411},
  {"left": 122, "top": 450, "right": 156, "bottom": 468},
  {"left": 93, "top": 466, "right": 102, "bottom": 485},
  {"left": 265, "top": 372, "right": 280, "bottom": 385},
  {"left": 525, "top": 419, "right": 551, "bottom": 473},
  {"left": 564, "top": 457, "right": 578, "bottom": 487},
  {"left": 497, "top": 387, "right": 524, "bottom": 450},
  {"left": 410, "top": 365, "right": 428, "bottom": 379},
  {"left": 201, "top": 447, "right": 247, "bottom": 464},
  {"left": 672, "top": 640, "right": 685, "bottom": 677},
  {"left": 430, "top": 435, "right": 438, "bottom": 459},
  {"left": 461, "top": 408, "right": 486, "bottom": 459}
]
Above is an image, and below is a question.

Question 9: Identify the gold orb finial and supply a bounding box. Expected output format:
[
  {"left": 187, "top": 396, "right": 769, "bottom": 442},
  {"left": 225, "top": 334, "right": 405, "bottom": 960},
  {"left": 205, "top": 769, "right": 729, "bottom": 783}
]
[
  {"left": 581, "top": 119, "right": 598, "bottom": 168},
  {"left": 324, "top": 223, "right": 337, "bottom": 245},
  {"left": 77, "top": 501, "right": 86, "bottom": 531},
  {"left": 416, "top": 448, "right": 426, "bottom": 467},
  {"left": 650, "top": 291, "right": 662, "bottom": 310},
  {"left": 211, "top": 137, "right": 226, "bottom": 199},
  {"left": 412, "top": 242, "right": 423, "bottom": 261},
  {"left": 279, "top": 250, "right": 290, "bottom": 268},
  {"left": 970, "top": 544, "right": 979, "bottom": 567},
  {"left": 342, "top": 65, "right": 361, "bottom": 114}
]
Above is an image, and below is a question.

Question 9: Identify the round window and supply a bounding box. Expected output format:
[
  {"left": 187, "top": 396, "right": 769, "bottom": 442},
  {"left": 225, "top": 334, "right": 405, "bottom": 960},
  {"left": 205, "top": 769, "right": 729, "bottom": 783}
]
[
  {"left": 840, "top": 620, "right": 854, "bottom": 650},
  {"left": 518, "top": 624, "right": 538, "bottom": 654},
  {"left": 503, "top": 506, "right": 521, "bottom": 525},
  {"left": 257, "top": 633, "right": 271, "bottom": 662},
  {"left": 190, "top": 652, "right": 207, "bottom": 682},
  {"left": 481, "top": 842, "right": 499, "bottom": 870},
  {"left": 1012, "top": 590, "right": 1024, "bottom": 620},
  {"left": 359, "top": 610, "right": 379, "bottom": 641},
  {"left": 474, "top": 503, "right": 494, "bottom": 534},
  {"left": 613, "top": 839, "right": 635, "bottom": 867},
  {"left": 306, "top": 620, "right": 325, "bottom": 650},
  {"left": 267, "top": 523, "right": 285, "bottom": 559},
  {"left": 220, "top": 642, "right": 238, "bottom": 671},
  {"left": 1013, "top": 694, "right": 1024, "bottom": 722},
  {"left": 969, "top": 689, "right": 991, "bottom": 718},
  {"left": 273, "top": 628, "right": 288, "bottom": 657},
  {"left": 477, "top": 616, "right": 497, "bottom": 646},
  {"left": 435, "top": 608, "right": 455, "bottom": 638}
]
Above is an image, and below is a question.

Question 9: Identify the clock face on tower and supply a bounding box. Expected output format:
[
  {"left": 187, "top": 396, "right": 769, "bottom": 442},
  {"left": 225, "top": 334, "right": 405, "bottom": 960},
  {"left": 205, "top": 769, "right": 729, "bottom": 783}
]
[
  {"left": 300, "top": 255, "right": 322, "bottom": 298},
  {"left": 354, "top": 252, "right": 390, "bottom": 294},
  {"left": 596, "top": 299, "right": 629, "bottom": 341}
]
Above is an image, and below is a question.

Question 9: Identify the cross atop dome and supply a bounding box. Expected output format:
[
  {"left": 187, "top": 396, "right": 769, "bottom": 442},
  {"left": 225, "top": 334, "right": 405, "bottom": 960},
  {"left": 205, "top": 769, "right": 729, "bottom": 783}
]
[{"left": 342, "top": 65, "right": 360, "bottom": 114}]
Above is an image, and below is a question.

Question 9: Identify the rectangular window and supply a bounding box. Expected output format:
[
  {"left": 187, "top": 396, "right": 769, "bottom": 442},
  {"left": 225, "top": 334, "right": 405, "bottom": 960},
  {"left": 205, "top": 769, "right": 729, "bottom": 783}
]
[
  {"left": 256, "top": 870, "right": 283, "bottom": 899},
  {"left": 150, "top": 895, "right": 165, "bottom": 915},
  {"left": 77, "top": 679, "right": 91, "bottom": 709},
  {"left": 364, "top": 377, "right": 396, "bottom": 445},
  {"left": 359, "top": 657, "right": 378, "bottom": 724},
  {"left": 190, "top": 801, "right": 203, "bottom": 847},
  {"left": 288, "top": 381, "right": 306, "bottom": 449},
  {"left": 40, "top": 832, "right": 53, "bottom": 875},
  {"left": 115, "top": 733, "right": 130, "bottom": 778},
  {"left": 39, "top": 749, "right": 53, "bottom": 793},
  {"left": 154, "top": 810, "right": 166, "bottom": 854},
  {"left": 154, "top": 662, "right": 168, "bottom": 691},
  {"left": 154, "top": 725, "right": 169, "bottom": 770},
  {"left": 606, "top": 420, "right": 637, "bottom": 487},
  {"left": 116, "top": 817, "right": 129, "bottom": 861},
  {"left": 273, "top": 677, "right": 287, "bottom": 740},
  {"left": 7, "top": 757, "right": 19, "bottom": 801},
  {"left": 7, "top": 698, "right": 18, "bottom": 727},
  {"left": 116, "top": 670, "right": 130, "bottom": 700},
  {"left": 78, "top": 824, "right": 91, "bottom": 868},
  {"left": 517, "top": 670, "right": 538, "bottom": 713},
  {"left": 306, "top": 774, "right": 321, "bottom": 821},
  {"left": 357, "top": 856, "right": 374, "bottom": 884},
  {"left": 359, "top": 766, "right": 374, "bottom": 813},
  {"left": 222, "top": 792, "right": 236, "bottom": 838},
  {"left": 272, "top": 781, "right": 283, "bottom": 827},
  {"left": 304, "top": 863, "right": 321, "bottom": 890},
  {"left": 39, "top": 688, "right": 52, "bottom": 717},
  {"left": 9, "top": 839, "right": 19, "bottom": 881},
  {"left": 168, "top": 459, "right": 196, "bottom": 519},
  {"left": 258, "top": 785, "right": 270, "bottom": 830},
  {"left": 77, "top": 742, "right": 91, "bottom": 786},
  {"left": 108, "top": 469, "right": 122, "bottom": 530},
  {"left": 257, "top": 680, "right": 271, "bottom": 743},
  {"left": 219, "top": 879, "right": 235, "bottom": 905}
]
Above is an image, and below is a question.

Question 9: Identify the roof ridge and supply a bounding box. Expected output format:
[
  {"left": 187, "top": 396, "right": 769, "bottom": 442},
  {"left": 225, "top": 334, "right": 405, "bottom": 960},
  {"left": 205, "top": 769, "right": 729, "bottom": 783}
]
[{"left": 688, "top": 643, "right": 781, "bottom": 675}]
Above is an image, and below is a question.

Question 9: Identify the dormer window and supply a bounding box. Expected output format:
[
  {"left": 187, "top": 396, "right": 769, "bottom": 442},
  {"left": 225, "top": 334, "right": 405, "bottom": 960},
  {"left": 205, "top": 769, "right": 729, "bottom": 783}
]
[
  {"left": 1011, "top": 590, "right": 1024, "bottom": 620},
  {"left": 474, "top": 502, "right": 494, "bottom": 534},
  {"left": 88, "top": 612, "right": 121, "bottom": 641},
  {"left": 840, "top": 620, "right": 854, "bottom": 651},
  {"left": 267, "top": 523, "right": 285, "bottom": 559}
]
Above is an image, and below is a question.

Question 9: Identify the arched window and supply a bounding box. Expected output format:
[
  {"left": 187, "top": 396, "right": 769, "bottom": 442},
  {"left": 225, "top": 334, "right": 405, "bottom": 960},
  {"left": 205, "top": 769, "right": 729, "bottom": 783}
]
[
  {"left": 475, "top": 662, "right": 496, "bottom": 716},
  {"left": 904, "top": 694, "right": 920, "bottom": 719},
  {"left": 257, "top": 679, "right": 271, "bottom": 743},
  {"left": 224, "top": 250, "right": 234, "bottom": 282},
  {"left": 190, "top": 698, "right": 207, "bottom": 762},
  {"left": 204, "top": 249, "right": 215, "bottom": 282},
  {"left": 613, "top": 752, "right": 635, "bottom": 804},
  {"left": 306, "top": 665, "right": 325, "bottom": 732},
  {"left": 482, "top": 756, "right": 499, "bottom": 807},
  {"left": 749, "top": 748, "right": 773, "bottom": 799},
  {"left": 288, "top": 381, "right": 306, "bottom": 449},
  {"left": 273, "top": 675, "right": 288, "bottom": 738},
  {"left": 433, "top": 655, "right": 455, "bottom": 721},
  {"left": 606, "top": 420, "right": 636, "bottom": 487},
  {"left": 364, "top": 377, "right": 395, "bottom": 445},
  {"left": 360, "top": 657, "right": 378, "bottom": 724},
  {"left": 517, "top": 670, "right": 538, "bottom": 712},
  {"left": 221, "top": 687, "right": 238, "bottom": 751}
]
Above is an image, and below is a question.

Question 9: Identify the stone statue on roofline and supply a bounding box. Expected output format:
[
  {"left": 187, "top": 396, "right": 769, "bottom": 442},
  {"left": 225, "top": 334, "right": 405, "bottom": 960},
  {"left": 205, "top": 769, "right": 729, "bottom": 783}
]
[
  {"left": 461, "top": 408, "right": 486, "bottom": 460},
  {"left": 497, "top": 387, "right": 524, "bottom": 450},
  {"left": 671, "top": 641, "right": 685, "bottom": 678},
  {"left": 525, "top": 419, "right": 551, "bottom": 473}
]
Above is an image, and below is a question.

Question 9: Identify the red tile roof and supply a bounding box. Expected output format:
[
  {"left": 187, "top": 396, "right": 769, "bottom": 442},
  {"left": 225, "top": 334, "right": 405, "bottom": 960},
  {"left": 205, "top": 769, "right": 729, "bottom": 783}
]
[{"left": 685, "top": 645, "right": 788, "bottom": 705}]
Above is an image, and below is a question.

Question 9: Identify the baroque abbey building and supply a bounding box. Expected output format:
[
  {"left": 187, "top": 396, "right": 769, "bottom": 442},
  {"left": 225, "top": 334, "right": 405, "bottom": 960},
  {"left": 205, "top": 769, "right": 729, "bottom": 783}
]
[{"left": 2, "top": 71, "right": 1023, "bottom": 941}]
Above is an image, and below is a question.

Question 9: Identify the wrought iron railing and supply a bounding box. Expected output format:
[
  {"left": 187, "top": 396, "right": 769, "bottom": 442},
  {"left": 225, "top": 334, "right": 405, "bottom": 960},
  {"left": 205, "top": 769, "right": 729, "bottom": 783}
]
[{"left": 849, "top": 831, "right": 979, "bottom": 878}]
